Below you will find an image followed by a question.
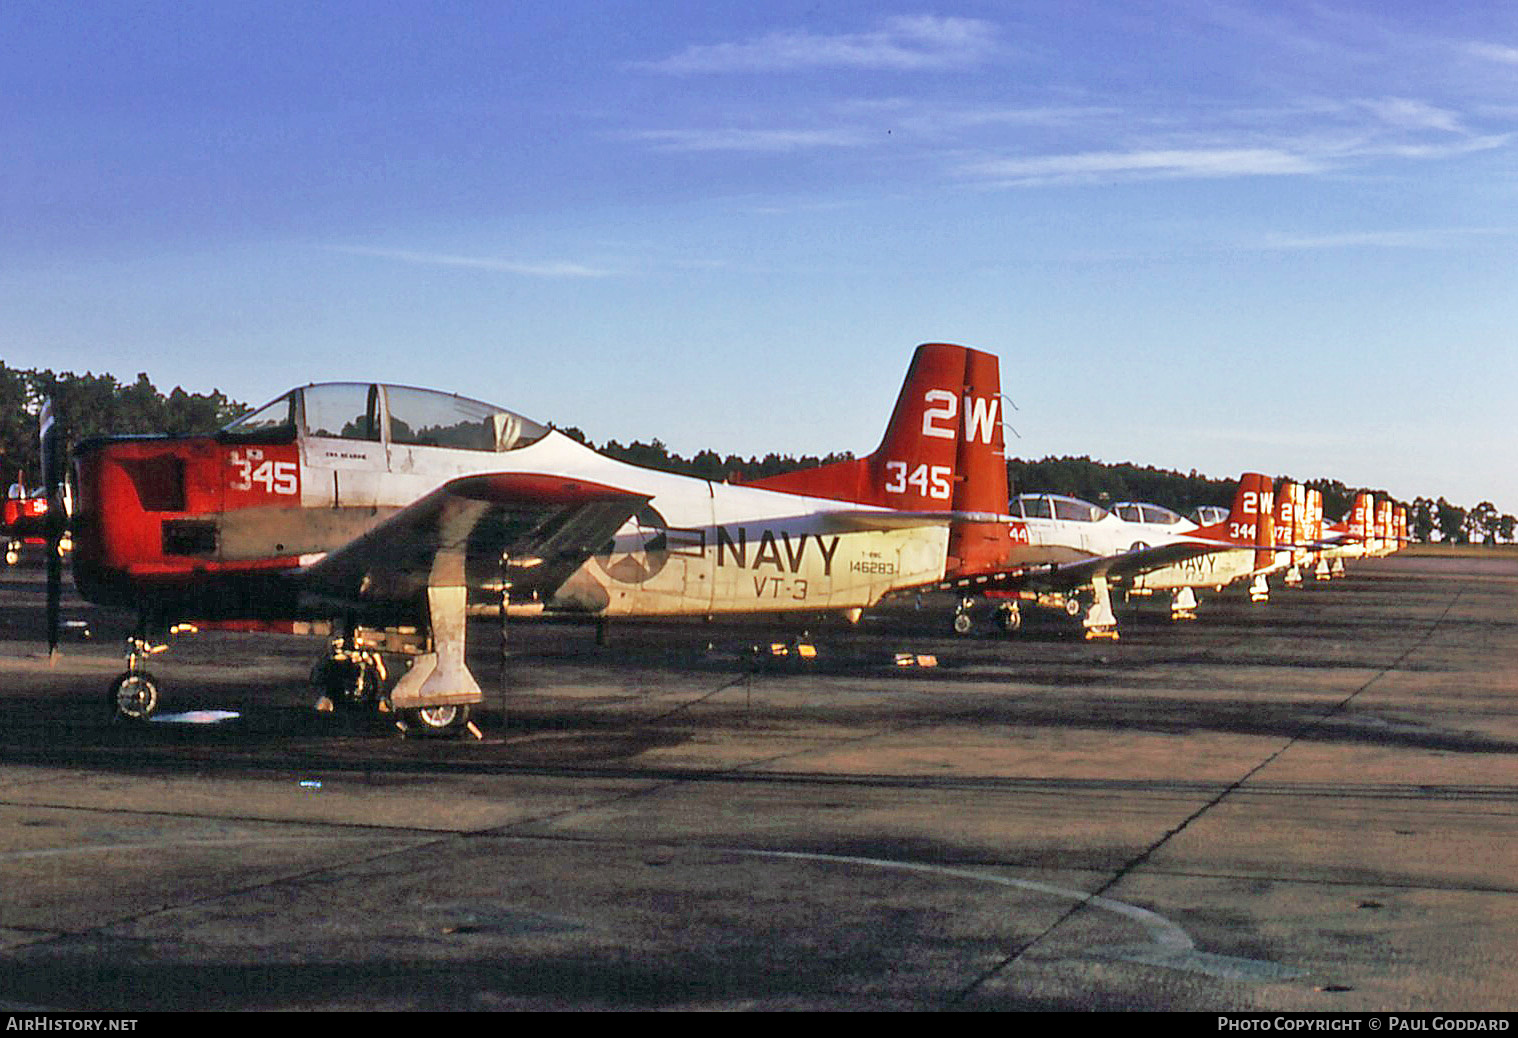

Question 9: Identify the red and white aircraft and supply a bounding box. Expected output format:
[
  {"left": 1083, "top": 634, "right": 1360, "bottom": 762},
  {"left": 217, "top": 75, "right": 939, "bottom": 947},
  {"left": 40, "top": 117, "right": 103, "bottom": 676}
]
[
  {"left": 901, "top": 473, "right": 1279, "bottom": 638},
  {"left": 734, "top": 350, "right": 1278, "bottom": 638},
  {"left": 1317, "top": 490, "right": 1378, "bottom": 573},
  {"left": 65, "top": 343, "right": 1012, "bottom": 726},
  {"left": 1109, "top": 480, "right": 1281, "bottom": 617},
  {"left": 4, "top": 475, "right": 49, "bottom": 566}
]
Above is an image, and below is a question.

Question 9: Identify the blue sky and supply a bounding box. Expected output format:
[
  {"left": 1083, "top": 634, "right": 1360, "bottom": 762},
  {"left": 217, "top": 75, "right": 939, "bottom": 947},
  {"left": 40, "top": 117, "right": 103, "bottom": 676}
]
[{"left": 3, "top": 2, "right": 1516, "bottom": 512}]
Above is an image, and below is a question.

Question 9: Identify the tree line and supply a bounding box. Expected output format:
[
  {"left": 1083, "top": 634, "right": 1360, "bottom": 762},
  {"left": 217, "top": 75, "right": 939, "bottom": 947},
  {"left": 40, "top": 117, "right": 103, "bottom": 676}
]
[
  {"left": 2, "top": 362, "right": 1510, "bottom": 543},
  {"left": 1, "top": 362, "right": 245, "bottom": 483}
]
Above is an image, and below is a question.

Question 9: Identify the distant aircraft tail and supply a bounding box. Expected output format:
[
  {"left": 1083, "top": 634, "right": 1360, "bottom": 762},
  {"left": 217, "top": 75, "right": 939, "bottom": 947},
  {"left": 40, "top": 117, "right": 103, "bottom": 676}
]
[
  {"left": 742, "top": 342, "right": 1010, "bottom": 574},
  {"left": 1194, "top": 472, "right": 1276, "bottom": 567},
  {"left": 1347, "top": 492, "right": 1374, "bottom": 543},
  {"left": 1274, "top": 480, "right": 1301, "bottom": 549},
  {"left": 1304, "top": 488, "right": 1324, "bottom": 544}
]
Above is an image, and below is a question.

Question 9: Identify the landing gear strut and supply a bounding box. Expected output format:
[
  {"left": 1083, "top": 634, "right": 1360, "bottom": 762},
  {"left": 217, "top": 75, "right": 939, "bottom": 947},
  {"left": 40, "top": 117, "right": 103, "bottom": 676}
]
[
  {"left": 388, "top": 585, "right": 484, "bottom": 738},
  {"left": 1082, "top": 576, "right": 1119, "bottom": 641}
]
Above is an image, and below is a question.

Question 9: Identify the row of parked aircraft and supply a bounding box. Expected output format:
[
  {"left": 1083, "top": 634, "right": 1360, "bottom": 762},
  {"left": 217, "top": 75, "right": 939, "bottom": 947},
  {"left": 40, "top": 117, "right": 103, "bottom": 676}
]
[{"left": 12, "top": 343, "right": 1404, "bottom": 729}]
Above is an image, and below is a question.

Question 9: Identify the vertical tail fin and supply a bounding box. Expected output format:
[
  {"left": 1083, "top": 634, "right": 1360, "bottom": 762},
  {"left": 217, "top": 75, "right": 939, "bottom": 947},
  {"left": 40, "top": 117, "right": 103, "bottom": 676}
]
[
  {"left": 1304, "top": 487, "right": 1324, "bottom": 543},
  {"left": 1196, "top": 472, "right": 1275, "bottom": 566},
  {"left": 740, "top": 343, "right": 1010, "bottom": 574},
  {"left": 1274, "top": 480, "right": 1300, "bottom": 548},
  {"left": 1348, "top": 492, "right": 1374, "bottom": 543}
]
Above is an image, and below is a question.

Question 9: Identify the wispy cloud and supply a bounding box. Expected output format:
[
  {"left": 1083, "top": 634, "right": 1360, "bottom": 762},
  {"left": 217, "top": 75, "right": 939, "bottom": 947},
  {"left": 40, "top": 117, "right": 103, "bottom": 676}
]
[
  {"left": 954, "top": 90, "right": 1512, "bottom": 188},
  {"left": 961, "top": 147, "right": 1322, "bottom": 187},
  {"left": 1257, "top": 227, "right": 1512, "bottom": 251},
  {"left": 329, "top": 246, "right": 612, "bottom": 278},
  {"left": 629, "top": 127, "right": 874, "bottom": 153},
  {"left": 1358, "top": 97, "right": 1466, "bottom": 134},
  {"left": 635, "top": 15, "right": 998, "bottom": 74},
  {"left": 1465, "top": 41, "right": 1518, "bottom": 65}
]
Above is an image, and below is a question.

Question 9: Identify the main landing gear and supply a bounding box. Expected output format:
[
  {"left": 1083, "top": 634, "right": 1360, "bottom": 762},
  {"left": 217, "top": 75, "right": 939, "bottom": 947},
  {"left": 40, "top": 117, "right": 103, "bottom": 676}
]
[
  {"left": 384, "top": 586, "right": 483, "bottom": 737},
  {"left": 103, "top": 589, "right": 486, "bottom": 737},
  {"left": 311, "top": 635, "right": 386, "bottom": 714},
  {"left": 949, "top": 596, "right": 1023, "bottom": 637},
  {"left": 108, "top": 634, "right": 167, "bottom": 721},
  {"left": 311, "top": 597, "right": 482, "bottom": 737}
]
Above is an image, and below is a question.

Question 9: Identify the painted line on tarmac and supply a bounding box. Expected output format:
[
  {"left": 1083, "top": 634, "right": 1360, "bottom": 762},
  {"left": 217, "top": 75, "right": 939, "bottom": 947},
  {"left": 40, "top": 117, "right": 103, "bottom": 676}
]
[
  {"left": 0, "top": 835, "right": 1303, "bottom": 982},
  {"left": 732, "top": 848, "right": 1304, "bottom": 982}
]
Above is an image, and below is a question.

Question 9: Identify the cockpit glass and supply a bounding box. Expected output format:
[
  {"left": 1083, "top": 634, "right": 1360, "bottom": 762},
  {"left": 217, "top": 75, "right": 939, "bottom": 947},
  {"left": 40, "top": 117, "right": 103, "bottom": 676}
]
[
  {"left": 1115, "top": 503, "right": 1142, "bottom": 522},
  {"left": 221, "top": 391, "right": 296, "bottom": 438},
  {"left": 385, "top": 385, "right": 548, "bottom": 452},
  {"left": 1142, "top": 504, "right": 1184, "bottom": 525},
  {"left": 1015, "top": 495, "right": 1054, "bottom": 519},
  {"left": 304, "top": 383, "right": 378, "bottom": 441},
  {"left": 1052, "top": 496, "right": 1107, "bottom": 522}
]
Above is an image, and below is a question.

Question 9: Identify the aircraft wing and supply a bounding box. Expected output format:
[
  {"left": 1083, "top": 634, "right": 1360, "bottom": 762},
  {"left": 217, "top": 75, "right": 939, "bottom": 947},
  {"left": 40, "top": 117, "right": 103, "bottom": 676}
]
[
  {"left": 817, "top": 509, "right": 1006, "bottom": 532},
  {"left": 300, "top": 472, "right": 650, "bottom": 604},
  {"left": 923, "top": 536, "right": 1244, "bottom": 596}
]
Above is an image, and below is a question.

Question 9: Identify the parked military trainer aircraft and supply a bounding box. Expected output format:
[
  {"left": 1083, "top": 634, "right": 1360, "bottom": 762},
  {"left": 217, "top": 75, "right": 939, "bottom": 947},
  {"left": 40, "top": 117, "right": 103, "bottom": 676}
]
[
  {"left": 62, "top": 343, "right": 1014, "bottom": 727},
  {"left": 5, "top": 476, "right": 49, "bottom": 565},
  {"left": 953, "top": 473, "right": 1277, "bottom": 638}
]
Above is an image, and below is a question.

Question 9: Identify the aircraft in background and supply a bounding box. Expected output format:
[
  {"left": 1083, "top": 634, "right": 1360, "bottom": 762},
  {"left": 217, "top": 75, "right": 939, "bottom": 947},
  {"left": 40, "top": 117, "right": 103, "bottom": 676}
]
[
  {"left": 1109, "top": 480, "right": 1281, "bottom": 618},
  {"left": 908, "top": 473, "right": 1279, "bottom": 639},
  {"left": 737, "top": 348, "right": 1277, "bottom": 639},
  {"left": 1316, "top": 491, "right": 1377, "bottom": 573},
  {"left": 5, "top": 475, "right": 50, "bottom": 566},
  {"left": 6, "top": 405, "right": 73, "bottom": 567},
  {"left": 62, "top": 343, "right": 1005, "bottom": 727}
]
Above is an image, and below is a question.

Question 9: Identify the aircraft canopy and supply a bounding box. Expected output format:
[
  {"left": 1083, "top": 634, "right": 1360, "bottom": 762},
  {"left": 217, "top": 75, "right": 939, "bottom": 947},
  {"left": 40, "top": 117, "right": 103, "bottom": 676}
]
[
  {"left": 1010, "top": 494, "right": 1110, "bottom": 523},
  {"left": 1113, "top": 502, "right": 1186, "bottom": 525},
  {"left": 222, "top": 383, "right": 550, "bottom": 453}
]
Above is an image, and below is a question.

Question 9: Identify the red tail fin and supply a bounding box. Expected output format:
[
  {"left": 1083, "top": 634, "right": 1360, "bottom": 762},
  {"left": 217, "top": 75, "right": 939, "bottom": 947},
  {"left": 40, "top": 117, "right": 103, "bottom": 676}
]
[
  {"left": 1348, "top": 492, "right": 1374, "bottom": 542},
  {"left": 1305, "top": 488, "right": 1323, "bottom": 542},
  {"left": 742, "top": 342, "right": 1010, "bottom": 575},
  {"left": 1274, "top": 480, "right": 1300, "bottom": 548},
  {"left": 1196, "top": 473, "right": 1275, "bottom": 566}
]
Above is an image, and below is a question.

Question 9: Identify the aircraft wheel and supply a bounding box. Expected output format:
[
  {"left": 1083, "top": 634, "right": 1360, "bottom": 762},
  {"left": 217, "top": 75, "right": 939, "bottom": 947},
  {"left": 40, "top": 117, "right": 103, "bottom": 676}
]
[
  {"left": 1064, "top": 596, "right": 1083, "bottom": 617},
  {"left": 406, "top": 704, "right": 470, "bottom": 732},
  {"left": 952, "top": 611, "right": 974, "bottom": 636},
  {"left": 995, "top": 604, "right": 1022, "bottom": 633},
  {"left": 4, "top": 549, "right": 17, "bottom": 566},
  {"left": 109, "top": 671, "right": 160, "bottom": 722}
]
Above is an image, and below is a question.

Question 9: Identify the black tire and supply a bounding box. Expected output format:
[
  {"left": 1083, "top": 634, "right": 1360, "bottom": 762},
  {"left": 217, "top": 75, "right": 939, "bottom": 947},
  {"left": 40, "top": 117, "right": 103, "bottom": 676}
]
[
  {"left": 109, "top": 671, "right": 160, "bottom": 722},
  {"left": 405, "top": 704, "right": 471, "bottom": 732}
]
